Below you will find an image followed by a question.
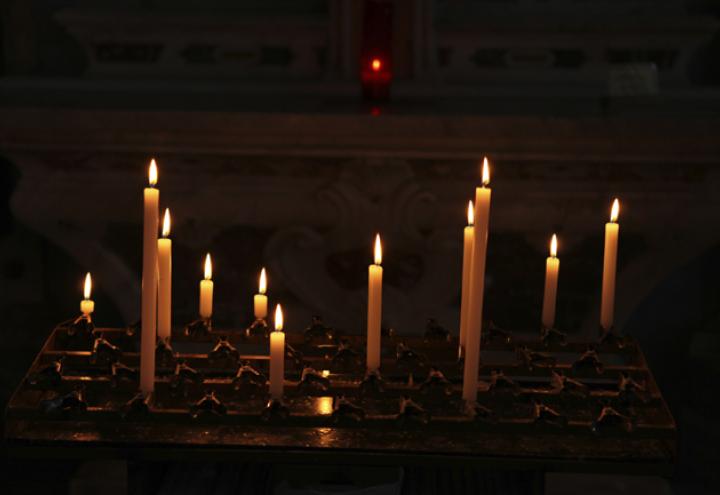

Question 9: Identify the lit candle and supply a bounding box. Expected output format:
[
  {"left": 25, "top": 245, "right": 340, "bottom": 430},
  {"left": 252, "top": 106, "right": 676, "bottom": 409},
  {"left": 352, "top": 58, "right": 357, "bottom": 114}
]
[
  {"left": 254, "top": 268, "right": 268, "bottom": 320},
  {"left": 458, "top": 200, "right": 474, "bottom": 351},
  {"left": 541, "top": 234, "right": 560, "bottom": 329},
  {"left": 140, "top": 158, "right": 159, "bottom": 394},
  {"left": 199, "top": 253, "right": 213, "bottom": 319},
  {"left": 269, "top": 304, "right": 285, "bottom": 400},
  {"left": 157, "top": 208, "right": 172, "bottom": 340},
  {"left": 366, "top": 234, "right": 383, "bottom": 372},
  {"left": 80, "top": 272, "right": 94, "bottom": 316},
  {"left": 601, "top": 198, "right": 620, "bottom": 331},
  {"left": 463, "top": 157, "right": 492, "bottom": 404}
]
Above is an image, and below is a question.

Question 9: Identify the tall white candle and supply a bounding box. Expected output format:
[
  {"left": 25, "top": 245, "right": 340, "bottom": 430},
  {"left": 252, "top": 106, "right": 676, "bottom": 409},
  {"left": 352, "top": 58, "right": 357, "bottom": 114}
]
[
  {"left": 541, "top": 234, "right": 560, "bottom": 329},
  {"left": 199, "top": 254, "right": 213, "bottom": 319},
  {"left": 366, "top": 234, "right": 383, "bottom": 372},
  {"left": 254, "top": 268, "right": 268, "bottom": 319},
  {"left": 80, "top": 272, "right": 94, "bottom": 316},
  {"left": 269, "top": 304, "right": 285, "bottom": 400},
  {"left": 157, "top": 208, "right": 172, "bottom": 340},
  {"left": 463, "top": 157, "right": 492, "bottom": 404},
  {"left": 601, "top": 199, "right": 620, "bottom": 331},
  {"left": 140, "top": 159, "right": 159, "bottom": 394},
  {"left": 458, "top": 200, "right": 474, "bottom": 351}
]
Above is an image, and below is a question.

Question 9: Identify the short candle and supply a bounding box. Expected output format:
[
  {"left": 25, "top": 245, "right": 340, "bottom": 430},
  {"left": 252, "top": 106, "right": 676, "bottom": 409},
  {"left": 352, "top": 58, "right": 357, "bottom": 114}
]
[
  {"left": 199, "top": 253, "right": 214, "bottom": 319},
  {"left": 157, "top": 208, "right": 172, "bottom": 340},
  {"left": 458, "top": 200, "right": 475, "bottom": 351},
  {"left": 366, "top": 234, "right": 383, "bottom": 372},
  {"left": 80, "top": 272, "right": 94, "bottom": 316},
  {"left": 541, "top": 234, "right": 560, "bottom": 329},
  {"left": 600, "top": 199, "right": 620, "bottom": 331},
  {"left": 254, "top": 268, "right": 268, "bottom": 320}
]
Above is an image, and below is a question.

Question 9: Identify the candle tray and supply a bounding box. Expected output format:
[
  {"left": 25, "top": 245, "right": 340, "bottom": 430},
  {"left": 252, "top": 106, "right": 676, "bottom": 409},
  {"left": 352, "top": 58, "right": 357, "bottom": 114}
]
[{"left": 5, "top": 319, "right": 676, "bottom": 475}]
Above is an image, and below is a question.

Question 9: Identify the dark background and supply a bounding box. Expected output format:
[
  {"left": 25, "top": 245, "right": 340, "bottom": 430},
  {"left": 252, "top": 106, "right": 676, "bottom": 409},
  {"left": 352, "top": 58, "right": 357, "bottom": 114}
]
[{"left": 1, "top": 1, "right": 720, "bottom": 493}]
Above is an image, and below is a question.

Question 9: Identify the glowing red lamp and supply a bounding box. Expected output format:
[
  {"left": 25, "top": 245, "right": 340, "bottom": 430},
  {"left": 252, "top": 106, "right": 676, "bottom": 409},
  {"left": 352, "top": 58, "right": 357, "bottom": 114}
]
[{"left": 360, "top": 0, "right": 393, "bottom": 101}]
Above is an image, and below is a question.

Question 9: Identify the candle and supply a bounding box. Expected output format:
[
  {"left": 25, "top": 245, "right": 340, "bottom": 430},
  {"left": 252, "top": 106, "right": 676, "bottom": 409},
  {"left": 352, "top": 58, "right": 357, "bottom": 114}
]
[
  {"left": 462, "top": 157, "right": 492, "bottom": 404},
  {"left": 157, "top": 208, "right": 172, "bottom": 340},
  {"left": 199, "top": 253, "right": 213, "bottom": 319},
  {"left": 458, "top": 200, "right": 474, "bottom": 351},
  {"left": 254, "top": 268, "right": 268, "bottom": 319},
  {"left": 269, "top": 304, "right": 285, "bottom": 400},
  {"left": 140, "top": 158, "right": 159, "bottom": 394},
  {"left": 541, "top": 234, "right": 560, "bottom": 329},
  {"left": 80, "top": 272, "right": 94, "bottom": 316},
  {"left": 600, "top": 198, "right": 620, "bottom": 331},
  {"left": 366, "top": 234, "right": 383, "bottom": 372}
]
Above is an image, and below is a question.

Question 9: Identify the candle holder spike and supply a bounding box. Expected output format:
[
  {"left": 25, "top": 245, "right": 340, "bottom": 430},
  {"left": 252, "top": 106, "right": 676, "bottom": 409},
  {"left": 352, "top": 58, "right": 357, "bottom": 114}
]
[
  {"left": 599, "top": 326, "right": 631, "bottom": 349},
  {"left": 489, "top": 369, "right": 520, "bottom": 395},
  {"left": 90, "top": 335, "right": 122, "bottom": 365},
  {"left": 591, "top": 401, "right": 634, "bottom": 434},
  {"left": 515, "top": 345, "right": 556, "bottom": 370},
  {"left": 245, "top": 318, "right": 269, "bottom": 338},
  {"left": 331, "top": 339, "right": 362, "bottom": 372},
  {"left": 540, "top": 326, "right": 567, "bottom": 347},
  {"left": 208, "top": 336, "right": 240, "bottom": 366},
  {"left": 396, "top": 341, "right": 427, "bottom": 371},
  {"left": 419, "top": 367, "right": 452, "bottom": 396},
  {"left": 424, "top": 318, "right": 450, "bottom": 342},
  {"left": 332, "top": 395, "right": 366, "bottom": 423},
  {"left": 304, "top": 315, "right": 336, "bottom": 343},
  {"left": 464, "top": 401, "right": 496, "bottom": 423},
  {"left": 122, "top": 392, "right": 151, "bottom": 420},
  {"left": 285, "top": 343, "right": 306, "bottom": 369},
  {"left": 110, "top": 361, "right": 138, "bottom": 387},
  {"left": 481, "top": 321, "right": 513, "bottom": 345},
  {"left": 261, "top": 398, "right": 290, "bottom": 422},
  {"left": 572, "top": 346, "right": 604, "bottom": 374},
  {"left": 360, "top": 369, "right": 385, "bottom": 396},
  {"left": 532, "top": 400, "right": 567, "bottom": 428},
  {"left": 65, "top": 313, "right": 95, "bottom": 338},
  {"left": 41, "top": 386, "right": 87, "bottom": 417},
  {"left": 549, "top": 370, "right": 589, "bottom": 398},
  {"left": 155, "top": 337, "right": 175, "bottom": 367},
  {"left": 381, "top": 325, "right": 396, "bottom": 338},
  {"left": 170, "top": 359, "right": 203, "bottom": 397},
  {"left": 185, "top": 317, "right": 212, "bottom": 338},
  {"left": 396, "top": 395, "right": 430, "bottom": 426},
  {"left": 233, "top": 361, "right": 267, "bottom": 396},
  {"left": 298, "top": 366, "right": 331, "bottom": 395},
  {"left": 618, "top": 372, "right": 650, "bottom": 405},
  {"left": 190, "top": 391, "right": 227, "bottom": 419},
  {"left": 28, "top": 355, "right": 64, "bottom": 389}
]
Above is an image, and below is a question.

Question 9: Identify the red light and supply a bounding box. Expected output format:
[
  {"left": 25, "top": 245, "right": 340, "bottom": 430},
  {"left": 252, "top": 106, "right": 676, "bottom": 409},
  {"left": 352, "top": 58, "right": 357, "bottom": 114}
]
[{"left": 371, "top": 58, "right": 382, "bottom": 72}]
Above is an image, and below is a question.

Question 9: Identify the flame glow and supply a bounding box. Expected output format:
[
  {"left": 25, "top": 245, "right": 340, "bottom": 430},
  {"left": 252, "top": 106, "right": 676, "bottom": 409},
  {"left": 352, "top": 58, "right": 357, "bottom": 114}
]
[
  {"left": 259, "top": 268, "right": 267, "bottom": 294},
  {"left": 274, "top": 304, "right": 284, "bottom": 331},
  {"left": 148, "top": 159, "right": 158, "bottom": 186},
  {"left": 610, "top": 198, "right": 620, "bottom": 222},
  {"left": 371, "top": 58, "right": 382, "bottom": 71},
  {"left": 162, "top": 208, "right": 171, "bottom": 237},
  {"left": 481, "top": 157, "right": 490, "bottom": 186},
  {"left": 467, "top": 200, "right": 474, "bottom": 226},
  {"left": 83, "top": 272, "right": 92, "bottom": 300},
  {"left": 374, "top": 234, "right": 382, "bottom": 265},
  {"left": 550, "top": 234, "right": 558, "bottom": 258},
  {"left": 204, "top": 253, "right": 212, "bottom": 280}
]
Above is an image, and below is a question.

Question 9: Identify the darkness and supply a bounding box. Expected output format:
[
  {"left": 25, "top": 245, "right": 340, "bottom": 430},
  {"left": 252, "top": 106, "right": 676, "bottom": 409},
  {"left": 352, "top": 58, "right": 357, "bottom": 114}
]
[{"left": 1, "top": 1, "right": 720, "bottom": 494}]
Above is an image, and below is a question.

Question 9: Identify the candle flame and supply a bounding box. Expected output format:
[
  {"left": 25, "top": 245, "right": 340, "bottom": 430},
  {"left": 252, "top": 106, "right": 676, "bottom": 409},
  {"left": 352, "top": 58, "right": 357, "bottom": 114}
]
[
  {"left": 162, "top": 208, "right": 171, "bottom": 237},
  {"left": 274, "top": 304, "right": 284, "bottom": 331},
  {"left": 467, "top": 200, "right": 474, "bottom": 226},
  {"left": 371, "top": 58, "right": 382, "bottom": 71},
  {"left": 481, "top": 157, "right": 490, "bottom": 186},
  {"left": 374, "top": 234, "right": 382, "bottom": 265},
  {"left": 259, "top": 268, "right": 267, "bottom": 294},
  {"left": 148, "top": 159, "right": 158, "bottom": 186},
  {"left": 83, "top": 272, "right": 92, "bottom": 300},
  {"left": 610, "top": 198, "right": 620, "bottom": 223},
  {"left": 550, "top": 234, "right": 558, "bottom": 258},
  {"left": 204, "top": 253, "right": 212, "bottom": 280}
]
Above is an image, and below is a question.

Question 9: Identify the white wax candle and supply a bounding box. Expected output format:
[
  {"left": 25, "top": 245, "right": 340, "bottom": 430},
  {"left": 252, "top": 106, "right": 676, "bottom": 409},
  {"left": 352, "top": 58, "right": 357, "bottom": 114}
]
[
  {"left": 269, "top": 304, "right": 285, "bottom": 400},
  {"left": 80, "top": 272, "right": 94, "bottom": 315},
  {"left": 157, "top": 208, "right": 172, "bottom": 340},
  {"left": 254, "top": 267, "right": 268, "bottom": 319},
  {"left": 601, "top": 199, "right": 620, "bottom": 331},
  {"left": 140, "top": 159, "right": 159, "bottom": 394},
  {"left": 458, "top": 200, "right": 475, "bottom": 351},
  {"left": 366, "top": 234, "right": 383, "bottom": 372},
  {"left": 541, "top": 234, "right": 560, "bottom": 329},
  {"left": 199, "top": 253, "right": 213, "bottom": 319},
  {"left": 463, "top": 157, "right": 492, "bottom": 404}
]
